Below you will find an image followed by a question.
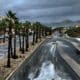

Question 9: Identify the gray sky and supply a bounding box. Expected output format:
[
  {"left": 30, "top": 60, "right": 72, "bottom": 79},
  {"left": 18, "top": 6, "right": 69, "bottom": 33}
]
[{"left": 0, "top": 0, "right": 80, "bottom": 23}]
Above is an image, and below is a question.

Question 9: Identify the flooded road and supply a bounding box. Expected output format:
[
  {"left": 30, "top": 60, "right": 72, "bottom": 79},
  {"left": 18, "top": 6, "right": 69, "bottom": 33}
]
[
  {"left": 1, "top": 32, "right": 79, "bottom": 80},
  {"left": 9, "top": 38, "right": 73, "bottom": 80}
]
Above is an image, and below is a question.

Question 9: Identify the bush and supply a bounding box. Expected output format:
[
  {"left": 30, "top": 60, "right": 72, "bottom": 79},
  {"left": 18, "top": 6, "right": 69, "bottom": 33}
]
[{"left": 65, "top": 27, "right": 80, "bottom": 37}]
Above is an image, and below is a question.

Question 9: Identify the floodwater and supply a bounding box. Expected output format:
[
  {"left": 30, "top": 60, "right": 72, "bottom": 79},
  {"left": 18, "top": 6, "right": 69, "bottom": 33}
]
[
  {"left": 22, "top": 41, "right": 73, "bottom": 80},
  {"left": 0, "top": 32, "right": 77, "bottom": 80}
]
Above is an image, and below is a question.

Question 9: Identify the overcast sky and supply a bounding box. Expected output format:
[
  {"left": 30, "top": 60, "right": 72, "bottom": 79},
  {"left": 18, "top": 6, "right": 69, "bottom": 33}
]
[{"left": 0, "top": 0, "right": 80, "bottom": 23}]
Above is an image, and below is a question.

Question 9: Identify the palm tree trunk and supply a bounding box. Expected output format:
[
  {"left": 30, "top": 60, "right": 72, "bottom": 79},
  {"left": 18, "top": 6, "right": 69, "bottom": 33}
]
[
  {"left": 7, "top": 35, "right": 11, "bottom": 67},
  {"left": 35, "top": 30, "right": 38, "bottom": 43},
  {"left": 13, "top": 35, "right": 17, "bottom": 59},
  {"left": 32, "top": 31, "right": 35, "bottom": 45},
  {"left": 50, "top": 28, "right": 52, "bottom": 35},
  {"left": 39, "top": 28, "right": 41, "bottom": 41},
  {"left": 3, "top": 30, "right": 6, "bottom": 43},
  {"left": 10, "top": 41, "right": 13, "bottom": 57},
  {"left": 41, "top": 28, "right": 43, "bottom": 38},
  {"left": 42, "top": 28, "right": 44, "bottom": 37},
  {"left": 19, "top": 32, "right": 22, "bottom": 51},
  {"left": 7, "top": 26, "right": 12, "bottom": 67},
  {"left": 25, "top": 29, "right": 29, "bottom": 51},
  {"left": 22, "top": 32, "right": 25, "bottom": 53},
  {"left": 45, "top": 28, "right": 47, "bottom": 37}
]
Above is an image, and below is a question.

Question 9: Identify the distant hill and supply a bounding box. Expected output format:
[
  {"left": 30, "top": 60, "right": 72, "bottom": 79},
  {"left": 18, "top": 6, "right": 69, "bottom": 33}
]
[
  {"left": 46, "top": 20, "right": 80, "bottom": 28},
  {"left": 61, "top": 20, "right": 73, "bottom": 23}
]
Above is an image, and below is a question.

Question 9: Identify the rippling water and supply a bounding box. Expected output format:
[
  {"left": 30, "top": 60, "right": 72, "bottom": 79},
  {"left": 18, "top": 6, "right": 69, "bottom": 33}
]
[
  {"left": 27, "top": 42, "right": 72, "bottom": 80},
  {"left": 28, "top": 61, "right": 72, "bottom": 80},
  {"left": 6, "top": 38, "right": 74, "bottom": 80}
]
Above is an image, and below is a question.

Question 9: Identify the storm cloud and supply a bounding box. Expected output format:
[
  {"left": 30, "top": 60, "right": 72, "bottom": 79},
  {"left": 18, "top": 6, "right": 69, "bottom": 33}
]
[{"left": 0, "top": 0, "right": 80, "bottom": 23}]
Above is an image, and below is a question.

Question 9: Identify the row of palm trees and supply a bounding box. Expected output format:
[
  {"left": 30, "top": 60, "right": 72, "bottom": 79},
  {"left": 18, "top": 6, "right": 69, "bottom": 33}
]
[{"left": 0, "top": 10, "right": 52, "bottom": 68}]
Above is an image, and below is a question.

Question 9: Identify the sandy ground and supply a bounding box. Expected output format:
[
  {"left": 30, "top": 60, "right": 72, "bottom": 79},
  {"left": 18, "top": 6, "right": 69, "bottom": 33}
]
[{"left": 0, "top": 38, "right": 45, "bottom": 80}]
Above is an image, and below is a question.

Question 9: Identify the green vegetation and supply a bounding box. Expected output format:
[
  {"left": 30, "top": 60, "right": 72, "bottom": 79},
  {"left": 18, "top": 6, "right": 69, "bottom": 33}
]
[
  {"left": 65, "top": 26, "right": 80, "bottom": 37},
  {"left": 0, "top": 10, "right": 52, "bottom": 68}
]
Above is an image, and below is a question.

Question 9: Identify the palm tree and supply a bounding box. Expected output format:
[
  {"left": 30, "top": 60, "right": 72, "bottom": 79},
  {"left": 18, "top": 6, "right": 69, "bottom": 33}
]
[
  {"left": 45, "top": 26, "right": 48, "bottom": 37},
  {"left": 18, "top": 23, "right": 22, "bottom": 51},
  {"left": 6, "top": 10, "right": 17, "bottom": 67},
  {"left": 32, "top": 22, "right": 44, "bottom": 44},
  {"left": 32, "top": 23, "right": 36, "bottom": 45},
  {"left": 24, "top": 21, "right": 31, "bottom": 51},
  {"left": 13, "top": 17, "right": 19, "bottom": 59},
  {"left": 35, "top": 22, "right": 40, "bottom": 43},
  {"left": 21, "top": 24, "right": 25, "bottom": 54},
  {"left": 41, "top": 25, "right": 44, "bottom": 37},
  {"left": 38, "top": 23, "right": 42, "bottom": 41},
  {"left": 49, "top": 27, "right": 52, "bottom": 35}
]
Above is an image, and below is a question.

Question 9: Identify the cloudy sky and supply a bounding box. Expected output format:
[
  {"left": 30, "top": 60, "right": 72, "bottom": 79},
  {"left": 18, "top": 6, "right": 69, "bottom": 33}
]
[{"left": 0, "top": 0, "right": 80, "bottom": 23}]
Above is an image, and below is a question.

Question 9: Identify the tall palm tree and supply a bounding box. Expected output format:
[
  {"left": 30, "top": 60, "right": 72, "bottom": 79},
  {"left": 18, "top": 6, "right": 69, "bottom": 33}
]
[
  {"left": 21, "top": 24, "right": 25, "bottom": 54},
  {"left": 35, "top": 22, "right": 40, "bottom": 43},
  {"left": 18, "top": 23, "right": 22, "bottom": 51},
  {"left": 24, "top": 21, "right": 31, "bottom": 51},
  {"left": 45, "top": 26, "right": 47, "bottom": 37},
  {"left": 41, "top": 25, "right": 44, "bottom": 37},
  {"left": 13, "top": 17, "right": 19, "bottom": 59},
  {"left": 38, "top": 23, "right": 42, "bottom": 41},
  {"left": 6, "top": 10, "right": 17, "bottom": 67},
  {"left": 32, "top": 23, "right": 36, "bottom": 45},
  {"left": 49, "top": 27, "right": 52, "bottom": 35}
]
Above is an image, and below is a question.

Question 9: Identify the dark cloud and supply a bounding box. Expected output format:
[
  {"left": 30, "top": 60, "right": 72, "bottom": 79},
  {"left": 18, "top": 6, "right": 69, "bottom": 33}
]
[{"left": 0, "top": 0, "right": 80, "bottom": 23}]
